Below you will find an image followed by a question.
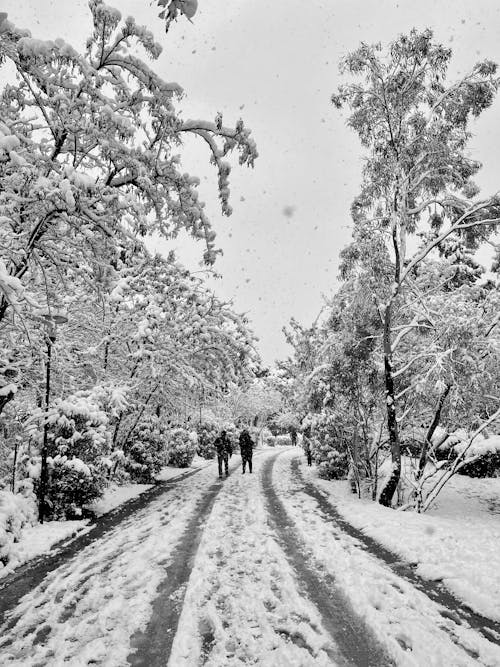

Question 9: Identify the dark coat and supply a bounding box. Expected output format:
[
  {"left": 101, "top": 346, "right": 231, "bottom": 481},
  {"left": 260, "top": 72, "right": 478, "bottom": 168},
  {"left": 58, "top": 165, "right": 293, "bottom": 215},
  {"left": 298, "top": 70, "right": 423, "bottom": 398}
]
[
  {"left": 214, "top": 433, "right": 232, "bottom": 457},
  {"left": 239, "top": 430, "right": 254, "bottom": 458}
]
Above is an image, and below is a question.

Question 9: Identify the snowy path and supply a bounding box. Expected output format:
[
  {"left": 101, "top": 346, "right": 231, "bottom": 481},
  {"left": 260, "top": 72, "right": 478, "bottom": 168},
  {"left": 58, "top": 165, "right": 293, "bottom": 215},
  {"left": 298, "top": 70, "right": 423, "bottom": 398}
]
[
  {"left": 274, "top": 450, "right": 500, "bottom": 666},
  {"left": 0, "top": 465, "right": 216, "bottom": 665},
  {"left": 1, "top": 449, "right": 500, "bottom": 666}
]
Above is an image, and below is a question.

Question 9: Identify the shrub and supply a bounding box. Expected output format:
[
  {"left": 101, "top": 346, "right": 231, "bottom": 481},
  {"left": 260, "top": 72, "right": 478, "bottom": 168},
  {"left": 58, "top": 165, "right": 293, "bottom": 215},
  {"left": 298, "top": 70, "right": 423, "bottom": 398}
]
[
  {"left": 306, "top": 412, "right": 349, "bottom": 480},
  {"left": 459, "top": 451, "right": 500, "bottom": 478},
  {"left": 0, "top": 485, "right": 37, "bottom": 571},
  {"left": 196, "top": 421, "right": 218, "bottom": 459},
  {"left": 457, "top": 434, "right": 500, "bottom": 478},
  {"left": 167, "top": 427, "right": 197, "bottom": 468},
  {"left": 400, "top": 439, "right": 422, "bottom": 458},
  {"left": 315, "top": 444, "right": 349, "bottom": 480},
  {"left": 25, "top": 394, "right": 111, "bottom": 520},
  {"left": 124, "top": 416, "right": 170, "bottom": 482},
  {"left": 275, "top": 434, "right": 292, "bottom": 447},
  {"left": 45, "top": 456, "right": 105, "bottom": 520},
  {"left": 434, "top": 432, "right": 500, "bottom": 478}
]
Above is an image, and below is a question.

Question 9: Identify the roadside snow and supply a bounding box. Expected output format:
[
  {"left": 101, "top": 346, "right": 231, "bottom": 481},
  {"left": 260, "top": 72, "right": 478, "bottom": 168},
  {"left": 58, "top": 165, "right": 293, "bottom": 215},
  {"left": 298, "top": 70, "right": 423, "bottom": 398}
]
[
  {"left": 299, "top": 452, "right": 500, "bottom": 622},
  {"left": 0, "top": 466, "right": 218, "bottom": 666},
  {"left": 88, "top": 483, "right": 152, "bottom": 517},
  {"left": 276, "top": 451, "right": 500, "bottom": 666},
  {"left": 155, "top": 454, "right": 209, "bottom": 481},
  {"left": 1, "top": 461, "right": 212, "bottom": 578},
  {"left": 169, "top": 449, "right": 337, "bottom": 666},
  {"left": 11, "top": 520, "right": 87, "bottom": 565}
]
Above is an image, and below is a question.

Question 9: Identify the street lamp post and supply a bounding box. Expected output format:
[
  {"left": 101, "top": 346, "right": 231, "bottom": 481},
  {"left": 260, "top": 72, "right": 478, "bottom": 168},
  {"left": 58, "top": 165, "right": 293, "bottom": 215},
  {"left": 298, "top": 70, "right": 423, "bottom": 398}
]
[{"left": 38, "top": 309, "right": 68, "bottom": 524}]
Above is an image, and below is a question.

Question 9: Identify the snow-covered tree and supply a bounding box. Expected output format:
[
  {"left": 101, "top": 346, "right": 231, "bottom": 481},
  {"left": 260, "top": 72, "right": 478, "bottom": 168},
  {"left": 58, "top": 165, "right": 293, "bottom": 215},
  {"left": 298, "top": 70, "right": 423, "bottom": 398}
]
[
  {"left": 0, "top": 3, "right": 260, "bottom": 509},
  {"left": 0, "top": 1, "right": 257, "bottom": 414},
  {"left": 332, "top": 29, "right": 500, "bottom": 506}
]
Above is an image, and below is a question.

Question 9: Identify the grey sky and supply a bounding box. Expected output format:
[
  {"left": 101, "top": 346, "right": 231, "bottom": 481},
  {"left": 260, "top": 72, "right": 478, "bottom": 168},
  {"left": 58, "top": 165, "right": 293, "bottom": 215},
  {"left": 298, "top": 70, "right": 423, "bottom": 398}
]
[{"left": 4, "top": 0, "right": 500, "bottom": 364}]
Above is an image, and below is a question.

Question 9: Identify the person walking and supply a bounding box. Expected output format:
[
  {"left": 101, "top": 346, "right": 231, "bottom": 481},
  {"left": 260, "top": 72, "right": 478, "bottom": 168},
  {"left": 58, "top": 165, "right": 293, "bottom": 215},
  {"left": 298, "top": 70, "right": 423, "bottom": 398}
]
[
  {"left": 239, "top": 428, "right": 254, "bottom": 474},
  {"left": 214, "top": 430, "right": 232, "bottom": 478}
]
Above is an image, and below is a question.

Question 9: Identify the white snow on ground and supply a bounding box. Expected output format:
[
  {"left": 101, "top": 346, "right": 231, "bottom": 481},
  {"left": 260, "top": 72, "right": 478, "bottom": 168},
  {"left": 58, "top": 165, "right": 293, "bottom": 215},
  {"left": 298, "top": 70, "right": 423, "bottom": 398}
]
[
  {"left": 155, "top": 455, "right": 209, "bottom": 481},
  {"left": 169, "top": 449, "right": 337, "bottom": 667},
  {"left": 4, "top": 449, "right": 500, "bottom": 666},
  {"left": 1, "top": 461, "right": 211, "bottom": 579},
  {"left": 426, "top": 472, "right": 500, "bottom": 520},
  {"left": 0, "top": 484, "right": 151, "bottom": 580},
  {"left": 88, "top": 483, "right": 153, "bottom": 516},
  {"left": 275, "top": 450, "right": 500, "bottom": 667},
  {"left": 0, "top": 462, "right": 218, "bottom": 666},
  {"left": 300, "top": 452, "right": 500, "bottom": 622},
  {"left": 3, "top": 520, "right": 87, "bottom": 573}
]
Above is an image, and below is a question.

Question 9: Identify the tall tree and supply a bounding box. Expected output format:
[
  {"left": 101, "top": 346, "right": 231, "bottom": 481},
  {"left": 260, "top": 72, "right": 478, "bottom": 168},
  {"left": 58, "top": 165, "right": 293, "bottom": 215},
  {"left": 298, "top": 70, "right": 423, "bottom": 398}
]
[{"left": 332, "top": 29, "right": 500, "bottom": 505}]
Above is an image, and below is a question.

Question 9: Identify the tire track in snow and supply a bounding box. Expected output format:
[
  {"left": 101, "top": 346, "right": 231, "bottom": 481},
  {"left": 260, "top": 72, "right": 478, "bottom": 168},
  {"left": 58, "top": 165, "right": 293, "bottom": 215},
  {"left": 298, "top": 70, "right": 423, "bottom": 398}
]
[
  {"left": 167, "top": 448, "right": 338, "bottom": 666},
  {"left": 128, "top": 449, "right": 275, "bottom": 667},
  {"left": 261, "top": 452, "right": 394, "bottom": 667},
  {"left": 291, "top": 455, "right": 500, "bottom": 648},
  {"left": 127, "top": 469, "right": 230, "bottom": 665},
  {"left": 0, "top": 465, "right": 206, "bottom": 624},
  {"left": 0, "top": 464, "right": 219, "bottom": 666},
  {"left": 275, "top": 451, "right": 500, "bottom": 665}
]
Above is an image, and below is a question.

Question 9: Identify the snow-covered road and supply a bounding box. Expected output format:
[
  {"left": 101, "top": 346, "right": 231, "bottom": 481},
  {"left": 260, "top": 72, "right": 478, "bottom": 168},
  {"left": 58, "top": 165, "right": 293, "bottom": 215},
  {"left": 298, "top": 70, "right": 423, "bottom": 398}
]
[{"left": 1, "top": 448, "right": 500, "bottom": 666}]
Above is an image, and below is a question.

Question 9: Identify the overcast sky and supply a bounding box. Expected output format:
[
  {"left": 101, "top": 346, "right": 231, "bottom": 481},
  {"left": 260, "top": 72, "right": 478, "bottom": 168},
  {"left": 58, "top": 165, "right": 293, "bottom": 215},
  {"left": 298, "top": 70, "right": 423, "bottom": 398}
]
[{"left": 4, "top": 0, "right": 500, "bottom": 364}]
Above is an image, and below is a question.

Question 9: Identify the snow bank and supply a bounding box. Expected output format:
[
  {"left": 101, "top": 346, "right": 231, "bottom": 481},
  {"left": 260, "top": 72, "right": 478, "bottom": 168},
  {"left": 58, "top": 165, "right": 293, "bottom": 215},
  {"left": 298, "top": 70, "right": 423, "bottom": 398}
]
[
  {"left": 277, "top": 451, "right": 500, "bottom": 665},
  {"left": 0, "top": 488, "right": 37, "bottom": 574},
  {"left": 301, "top": 453, "right": 500, "bottom": 622},
  {"left": 88, "top": 482, "right": 152, "bottom": 517}
]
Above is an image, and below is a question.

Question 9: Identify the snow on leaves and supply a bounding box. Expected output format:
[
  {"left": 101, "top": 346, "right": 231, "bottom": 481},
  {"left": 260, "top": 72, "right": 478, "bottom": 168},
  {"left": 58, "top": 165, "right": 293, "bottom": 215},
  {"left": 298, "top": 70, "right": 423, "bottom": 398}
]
[{"left": 0, "top": 0, "right": 257, "bottom": 326}]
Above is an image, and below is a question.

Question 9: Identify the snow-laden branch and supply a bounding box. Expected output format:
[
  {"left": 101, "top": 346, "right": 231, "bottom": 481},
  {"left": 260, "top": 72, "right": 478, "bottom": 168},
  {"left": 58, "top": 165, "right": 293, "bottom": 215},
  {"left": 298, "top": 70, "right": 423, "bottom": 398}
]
[
  {"left": 396, "top": 205, "right": 500, "bottom": 300},
  {"left": 422, "top": 404, "right": 500, "bottom": 512},
  {"left": 392, "top": 351, "right": 438, "bottom": 379}
]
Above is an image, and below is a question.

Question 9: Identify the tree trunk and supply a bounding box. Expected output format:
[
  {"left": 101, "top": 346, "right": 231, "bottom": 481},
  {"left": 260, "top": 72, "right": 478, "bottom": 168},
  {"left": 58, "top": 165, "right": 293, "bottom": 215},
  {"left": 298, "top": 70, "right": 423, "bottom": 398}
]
[
  {"left": 11, "top": 440, "right": 18, "bottom": 493},
  {"left": 379, "top": 306, "right": 401, "bottom": 507},
  {"left": 349, "top": 422, "right": 361, "bottom": 497},
  {"left": 417, "top": 383, "right": 452, "bottom": 479},
  {"left": 120, "top": 382, "right": 160, "bottom": 451}
]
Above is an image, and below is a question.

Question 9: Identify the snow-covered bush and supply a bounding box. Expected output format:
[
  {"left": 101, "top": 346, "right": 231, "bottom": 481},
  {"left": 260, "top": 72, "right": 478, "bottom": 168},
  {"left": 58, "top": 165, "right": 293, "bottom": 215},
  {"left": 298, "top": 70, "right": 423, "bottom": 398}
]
[
  {"left": 46, "top": 456, "right": 105, "bottom": 520},
  {"left": 124, "top": 416, "right": 170, "bottom": 482},
  {"left": 26, "top": 394, "right": 110, "bottom": 518},
  {"left": 167, "top": 427, "right": 197, "bottom": 468},
  {"left": 435, "top": 432, "right": 500, "bottom": 478},
  {"left": 307, "top": 413, "right": 349, "bottom": 480},
  {"left": 0, "top": 486, "right": 37, "bottom": 570},
  {"left": 314, "top": 441, "right": 349, "bottom": 480},
  {"left": 28, "top": 395, "right": 110, "bottom": 462},
  {"left": 196, "top": 421, "right": 218, "bottom": 459},
  {"left": 275, "top": 434, "right": 292, "bottom": 447},
  {"left": 460, "top": 451, "right": 500, "bottom": 478}
]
